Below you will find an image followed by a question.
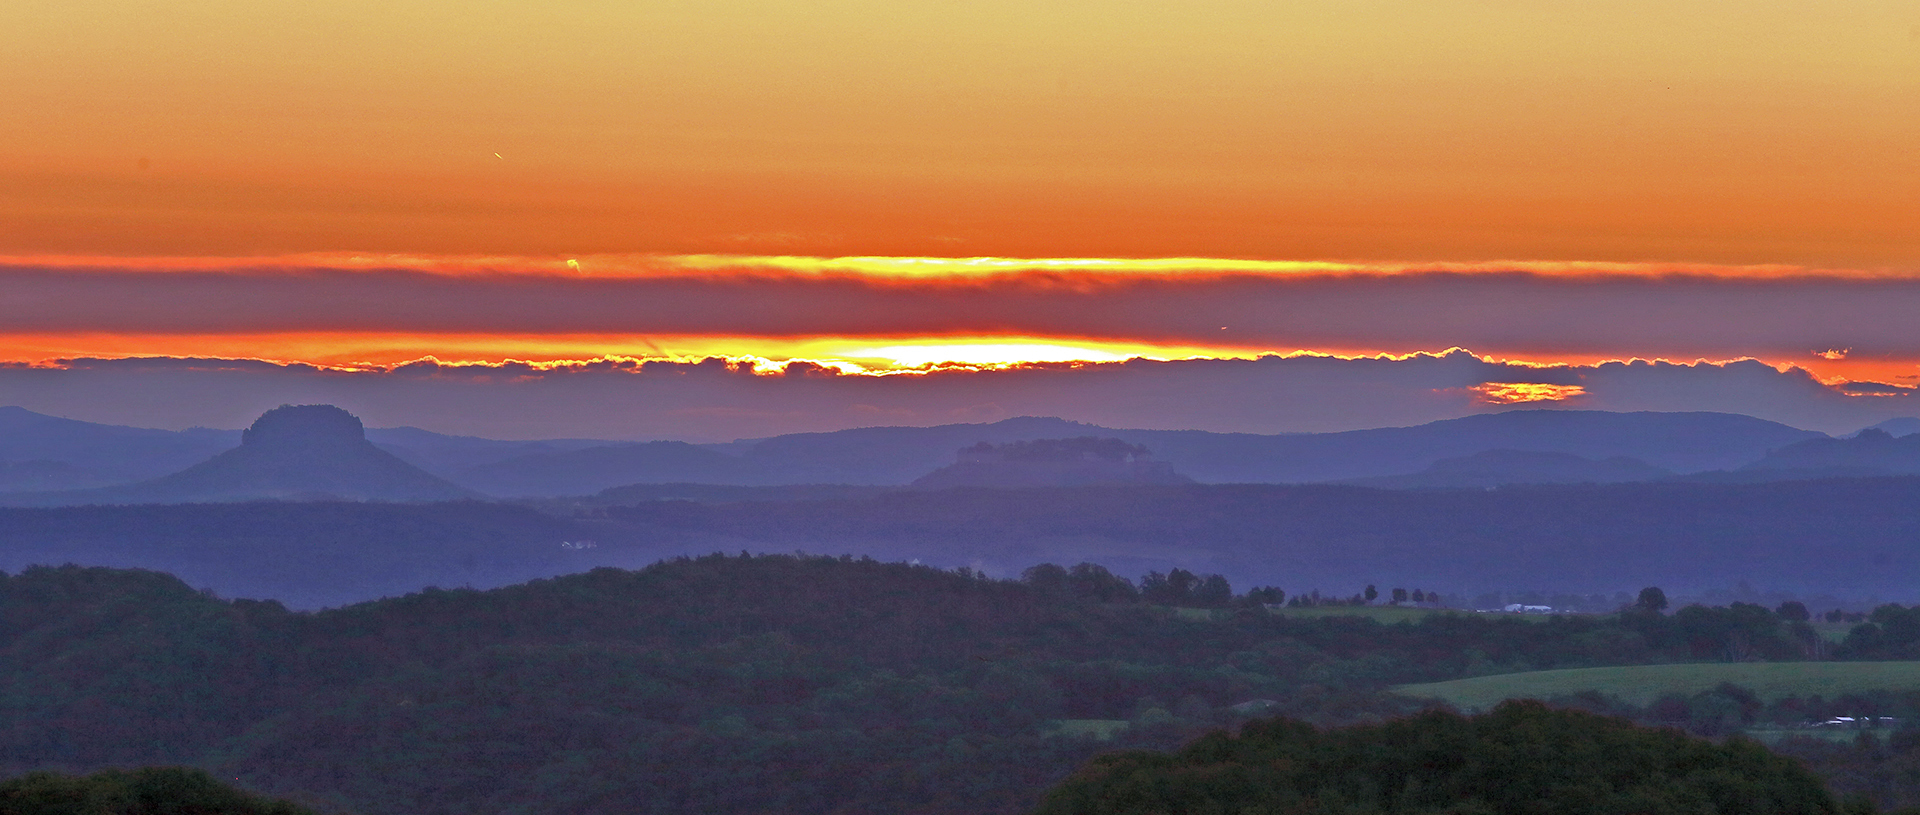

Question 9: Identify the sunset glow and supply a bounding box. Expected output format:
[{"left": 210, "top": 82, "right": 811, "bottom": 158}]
[{"left": 4, "top": 2, "right": 1918, "bottom": 438}]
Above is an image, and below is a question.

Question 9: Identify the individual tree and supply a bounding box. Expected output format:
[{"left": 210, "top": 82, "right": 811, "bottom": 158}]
[
  {"left": 1636, "top": 586, "right": 1670, "bottom": 613},
  {"left": 1066, "top": 562, "right": 1138, "bottom": 603},
  {"left": 1021, "top": 563, "right": 1070, "bottom": 595},
  {"left": 1166, "top": 569, "right": 1198, "bottom": 601},
  {"left": 1140, "top": 569, "right": 1200, "bottom": 605},
  {"left": 1138, "top": 571, "right": 1170, "bottom": 602},
  {"left": 1242, "top": 586, "right": 1285, "bottom": 606},
  {"left": 1364, "top": 585, "right": 1379, "bottom": 604},
  {"left": 1390, "top": 587, "right": 1408, "bottom": 605},
  {"left": 1777, "top": 600, "right": 1811, "bottom": 622},
  {"left": 1194, "top": 574, "right": 1233, "bottom": 608}
]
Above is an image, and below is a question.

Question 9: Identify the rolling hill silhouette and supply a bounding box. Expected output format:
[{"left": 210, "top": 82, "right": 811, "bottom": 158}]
[
  {"left": 1731, "top": 427, "right": 1920, "bottom": 480},
  {"left": 702, "top": 409, "right": 1821, "bottom": 489},
  {"left": 457, "top": 441, "right": 771, "bottom": 497},
  {"left": 0, "top": 405, "right": 238, "bottom": 488}
]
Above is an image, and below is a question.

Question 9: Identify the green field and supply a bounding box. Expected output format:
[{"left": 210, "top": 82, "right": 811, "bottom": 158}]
[
  {"left": 1263, "top": 605, "right": 1478, "bottom": 623},
  {"left": 1395, "top": 661, "right": 1920, "bottom": 711},
  {"left": 1167, "top": 605, "right": 1543, "bottom": 623},
  {"left": 1047, "top": 719, "right": 1131, "bottom": 740},
  {"left": 1810, "top": 621, "right": 1857, "bottom": 643}
]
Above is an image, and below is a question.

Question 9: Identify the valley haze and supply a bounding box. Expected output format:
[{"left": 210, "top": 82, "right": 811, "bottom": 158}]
[{"left": 5, "top": 402, "right": 1917, "bottom": 611}]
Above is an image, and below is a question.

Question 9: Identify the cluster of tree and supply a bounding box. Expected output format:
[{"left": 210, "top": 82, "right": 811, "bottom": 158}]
[
  {"left": 1284, "top": 589, "right": 1371, "bottom": 607},
  {"left": 1020, "top": 563, "right": 1285, "bottom": 610},
  {"left": 1372, "top": 585, "right": 1441, "bottom": 606},
  {"left": 1538, "top": 683, "right": 1920, "bottom": 739},
  {"left": 1778, "top": 726, "right": 1920, "bottom": 811},
  {"left": 1137, "top": 568, "right": 1232, "bottom": 607},
  {"left": 1033, "top": 701, "right": 1876, "bottom": 815},
  {"left": 0, "top": 767, "right": 316, "bottom": 815},
  {"left": 2, "top": 557, "right": 1917, "bottom": 815},
  {"left": 1839, "top": 605, "right": 1920, "bottom": 659},
  {"left": 1529, "top": 683, "right": 1920, "bottom": 810}
]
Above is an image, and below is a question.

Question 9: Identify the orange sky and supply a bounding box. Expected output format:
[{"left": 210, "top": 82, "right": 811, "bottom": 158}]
[
  {"left": 4, "top": 1, "right": 1920, "bottom": 408},
  {"left": 4, "top": 1, "right": 1918, "bottom": 264}
]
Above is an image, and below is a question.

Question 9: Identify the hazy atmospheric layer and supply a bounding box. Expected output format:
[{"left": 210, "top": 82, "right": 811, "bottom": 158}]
[{"left": 2, "top": 351, "right": 1907, "bottom": 441}]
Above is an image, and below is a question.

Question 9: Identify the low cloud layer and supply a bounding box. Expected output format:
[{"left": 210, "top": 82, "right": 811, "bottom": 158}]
[{"left": 2, "top": 351, "right": 1907, "bottom": 440}]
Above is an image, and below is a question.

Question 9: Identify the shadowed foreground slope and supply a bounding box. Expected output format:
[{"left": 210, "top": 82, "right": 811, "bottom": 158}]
[{"left": 0, "top": 767, "right": 316, "bottom": 815}]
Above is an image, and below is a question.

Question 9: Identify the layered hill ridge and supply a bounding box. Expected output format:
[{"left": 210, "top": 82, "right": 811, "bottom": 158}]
[
  {"left": 1346, "top": 449, "right": 1674, "bottom": 489},
  {"left": 1739, "top": 428, "right": 1920, "bottom": 478},
  {"left": 3, "top": 405, "right": 475, "bottom": 505},
  {"left": 456, "top": 410, "right": 1828, "bottom": 495},
  {"left": 0, "top": 405, "right": 1886, "bottom": 500}
]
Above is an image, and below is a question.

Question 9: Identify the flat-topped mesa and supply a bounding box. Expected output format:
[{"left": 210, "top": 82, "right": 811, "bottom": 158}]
[
  {"left": 242, "top": 404, "right": 367, "bottom": 449},
  {"left": 915, "top": 436, "right": 1191, "bottom": 489},
  {"left": 68, "top": 403, "right": 480, "bottom": 502}
]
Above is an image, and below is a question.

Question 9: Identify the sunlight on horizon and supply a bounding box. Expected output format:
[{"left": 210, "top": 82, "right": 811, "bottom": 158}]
[{"left": 841, "top": 343, "right": 1134, "bottom": 368}]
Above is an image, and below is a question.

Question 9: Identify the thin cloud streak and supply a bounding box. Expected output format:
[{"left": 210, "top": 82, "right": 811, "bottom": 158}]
[{"left": 2, "top": 253, "right": 1890, "bottom": 280}]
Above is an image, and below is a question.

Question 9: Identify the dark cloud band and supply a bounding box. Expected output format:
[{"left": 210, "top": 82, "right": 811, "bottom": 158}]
[{"left": 6, "top": 260, "right": 1920, "bottom": 360}]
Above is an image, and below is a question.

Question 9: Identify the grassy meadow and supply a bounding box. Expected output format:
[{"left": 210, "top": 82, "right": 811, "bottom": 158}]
[
  {"left": 1262, "top": 605, "right": 1479, "bottom": 623},
  {"left": 1048, "top": 719, "right": 1131, "bottom": 740},
  {"left": 1395, "top": 662, "right": 1920, "bottom": 711}
]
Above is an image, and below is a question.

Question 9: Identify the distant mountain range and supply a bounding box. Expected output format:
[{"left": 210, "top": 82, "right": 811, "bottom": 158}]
[
  {"left": 417, "top": 409, "right": 1830, "bottom": 495},
  {"left": 5, "top": 404, "right": 1914, "bottom": 502}
]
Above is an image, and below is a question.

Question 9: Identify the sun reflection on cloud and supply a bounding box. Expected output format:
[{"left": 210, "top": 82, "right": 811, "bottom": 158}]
[
  {"left": 842, "top": 343, "right": 1132, "bottom": 368},
  {"left": 1469, "top": 382, "right": 1588, "bottom": 405}
]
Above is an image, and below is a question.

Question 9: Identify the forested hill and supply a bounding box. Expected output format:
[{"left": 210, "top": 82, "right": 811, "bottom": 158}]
[
  {"left": 7, "top": 556, "right": 1920, "bottom": 815},
  {"left": 1033, "top": 702, "right": 1844, "bottom": 815}
]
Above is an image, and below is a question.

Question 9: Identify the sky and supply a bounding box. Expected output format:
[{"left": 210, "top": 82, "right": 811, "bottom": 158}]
[{"left": 2, "top": 1, "right": 1917, "bottom": 438}]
